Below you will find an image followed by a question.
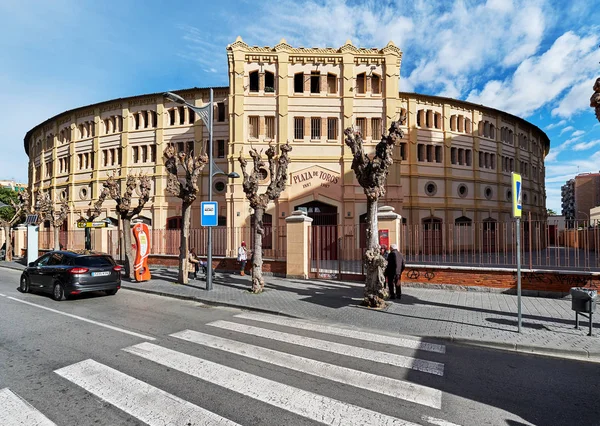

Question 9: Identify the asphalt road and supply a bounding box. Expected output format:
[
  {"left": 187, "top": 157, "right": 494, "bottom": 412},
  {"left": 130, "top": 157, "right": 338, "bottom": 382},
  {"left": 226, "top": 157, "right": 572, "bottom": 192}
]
[{"left": 0, "top": 267, "right": 598, "bottom": 426}]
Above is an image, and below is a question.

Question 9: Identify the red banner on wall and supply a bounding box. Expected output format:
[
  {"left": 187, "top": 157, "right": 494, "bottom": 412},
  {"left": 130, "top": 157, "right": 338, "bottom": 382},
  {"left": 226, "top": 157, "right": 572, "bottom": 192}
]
[{"left": 133, "top": 223, "right": 151, "bottom": 282}]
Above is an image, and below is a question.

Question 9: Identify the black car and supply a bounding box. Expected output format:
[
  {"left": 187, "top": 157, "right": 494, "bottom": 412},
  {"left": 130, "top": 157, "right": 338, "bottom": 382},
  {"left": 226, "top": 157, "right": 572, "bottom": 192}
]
[{"left": 19, "top": 251, "right": 122, "bottom": 301}]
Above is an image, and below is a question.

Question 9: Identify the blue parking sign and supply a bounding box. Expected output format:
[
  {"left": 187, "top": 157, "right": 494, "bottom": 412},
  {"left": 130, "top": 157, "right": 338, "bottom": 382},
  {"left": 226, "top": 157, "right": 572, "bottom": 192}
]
[{"left": 201, "top": 201, "right": 218, "bottom": 226}]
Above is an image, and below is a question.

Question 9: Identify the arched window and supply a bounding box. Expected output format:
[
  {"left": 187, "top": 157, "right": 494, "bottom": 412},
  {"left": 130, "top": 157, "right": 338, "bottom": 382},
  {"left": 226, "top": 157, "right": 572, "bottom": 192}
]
[
  {"left": 465, "top": 118, "right": 471, "bottom": 134},
  {"left": 455, "top": 216, "right": 472, "bottom": 226},
  {"left": 166, "top": 216, "right": 182, "bottom": 229},
  {"left": 294, "top": 73, "right": 304, "bottom": 93},
  {"left": 265, "top": 71, "right": 275, "bottom": 93},
  {"left": 327, "top": 73, "right": 337, "bottom": 94},
  {"left": 178, "top": 106, "right": 185, "bottom": 125},
  {"left": 490, "top": 124, "right": 495, "bottom": 139},
  {"left": 134, "top": 114, "right": 140, "bottom": 130},
  {"left": 169, "top": 109, "right": 176, "bottom": 126},
  {"left": 371, "top": 74, "right": 381, "bottom": 94},
  {"left": 356, "top": 72, "right": 366, "bottom": 94},
  {"left": 450, "top": 115, "right": 457, "bottom": 131},
  {"left": 249, "top": 71, "right": 259, "bottom": 92}
]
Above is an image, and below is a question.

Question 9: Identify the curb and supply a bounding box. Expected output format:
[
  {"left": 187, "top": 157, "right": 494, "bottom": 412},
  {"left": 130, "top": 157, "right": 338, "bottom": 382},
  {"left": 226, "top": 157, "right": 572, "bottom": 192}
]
[
  {"left": 0, "top": 264, "right": 26, "bottom": 272},
  {"left": 120, "top": 284, "right": 299, "bottom": 318},
  {"left": 435, "top": 335, "right": 600, "bottom": 363}
]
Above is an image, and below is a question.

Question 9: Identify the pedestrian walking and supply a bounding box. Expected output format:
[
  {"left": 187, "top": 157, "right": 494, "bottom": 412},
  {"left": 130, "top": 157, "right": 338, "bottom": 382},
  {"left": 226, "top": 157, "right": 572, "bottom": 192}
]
[
  {"left": 188, "top": 248, "right": 200, "bottom": 279},
  {"left": 237, "top": 241, "right": 248, "bottom": 276},
  {"left": 384, "top": 244, "right": 406, "bottom": 299}
]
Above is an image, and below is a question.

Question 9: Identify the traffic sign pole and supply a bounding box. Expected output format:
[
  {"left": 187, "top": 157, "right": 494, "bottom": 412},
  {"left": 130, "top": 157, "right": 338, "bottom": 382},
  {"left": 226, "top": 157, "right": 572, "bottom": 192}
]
[
  {"left": 512, "top": 172, "right": 523, "bottom": 333},
  {"left": 207, "top": 88, "right": 214, "bottom": 291}
]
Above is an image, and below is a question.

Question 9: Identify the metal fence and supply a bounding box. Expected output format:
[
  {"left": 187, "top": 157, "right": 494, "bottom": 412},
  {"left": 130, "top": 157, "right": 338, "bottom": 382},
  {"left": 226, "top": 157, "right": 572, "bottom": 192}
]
[
  {"left": 105, "top": 226, "right": 287, "bottom": 261},
  {"left": 310, "top": 220, "right": 600, "bottom": 277},
  {"left": 38, "top": 230, "right": 86, "bottom": 251}
]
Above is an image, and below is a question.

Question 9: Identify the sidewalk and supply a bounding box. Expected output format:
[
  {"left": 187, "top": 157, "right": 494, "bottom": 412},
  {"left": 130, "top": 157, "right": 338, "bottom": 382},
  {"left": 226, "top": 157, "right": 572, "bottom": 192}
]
[{"left": 2, "top": 260, "right": 599, "bottom": 361}]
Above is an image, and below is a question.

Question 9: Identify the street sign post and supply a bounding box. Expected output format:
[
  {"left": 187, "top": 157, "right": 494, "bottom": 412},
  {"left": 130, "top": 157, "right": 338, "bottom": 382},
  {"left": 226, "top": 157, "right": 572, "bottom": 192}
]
[
  {"left": 201, "top": 201, "right": 218, "bottom": 227},
  {"left": 76, "top": 222, "right": 108, "bottom": 229},
  {"left": 512, "top": 172, "right": 523, "bottom": 333}
]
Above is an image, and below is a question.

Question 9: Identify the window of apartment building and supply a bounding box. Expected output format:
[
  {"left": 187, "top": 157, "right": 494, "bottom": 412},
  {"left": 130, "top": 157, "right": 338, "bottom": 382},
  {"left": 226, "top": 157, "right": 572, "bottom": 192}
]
[
  {"left": 310, "top": 72, "right": 320, "bottom": 94},
  {"left": 150, "top": 145, "right": 156, "bottom": 162},
  {"left": 248, "top": 116, "right": 259, "bottom": 139},
  {"left": 265, "top": 71, "right": 275, "bottom": 92},
  {"left": 371, "top": 118, "right": 382, "bottom": 140},
  {"left": 327, "top": 118, "right": 338, "bottom": 140},
  {"left": 265, "top": 116, "right": 275, "bottom": 140},
  {"left": 169, "top": 109, "right": 176, "bottom": 126},
  {"left": 417, "top": 144, "right": 425, "bottom": 162},
  {"left": 327, "top": 73, "right": 336, "bottom": 94},
  {"left": 294, "top": 117, "right": 304, "bottom": 140},
  {"left": 465, "top": 149, "right": 472, "bottom": 166},
  {"left": 217, "top": 140, "right": 225, "bottom": 158},
  {"left": 294, "top": 73, "right": 304, "bottom": 93},
  {"left": 217, "top": 102, "right": 225, "bottom": 122},
  {"left": 249, "top": 71, "right": 259, "bottom": 92},
  {"left": 311, "top": 118, "right": 321, "bottom": 140},
  {"left": 356, "top": 73, "right": 366, "bottom": 94},
  {"left": 188, "top": 110, "right": 195, "bottom": 124},
  {"left": 132, "top": 147, "right": 139, "bottom": 164},
  {"left": 141, "top": 146, "right": 148, "bottom": 163},
  {"left": 134, "top": 114, "right": 140, "bottom": 130},
  {"left": 371, "top": 74, "right": 381, "bottom": 94},
  {"left": 356, "top": 118, "right": 366, "bottom": 136},
  {"left": 435, "top": 146, "right": 443, "bottom": 163}
]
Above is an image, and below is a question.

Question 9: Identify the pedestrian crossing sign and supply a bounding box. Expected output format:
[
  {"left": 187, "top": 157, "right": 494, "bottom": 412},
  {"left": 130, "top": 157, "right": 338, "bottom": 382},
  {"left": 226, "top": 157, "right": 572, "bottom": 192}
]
[{"left": 511, "top": 172, "right": 522, "bottom": 218}]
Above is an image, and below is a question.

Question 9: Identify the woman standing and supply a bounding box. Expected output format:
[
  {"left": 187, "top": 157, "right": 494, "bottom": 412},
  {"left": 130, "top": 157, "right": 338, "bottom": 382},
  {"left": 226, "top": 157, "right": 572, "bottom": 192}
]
[{"left": 237, "top": 241, "right": 248, "bottom": 276}]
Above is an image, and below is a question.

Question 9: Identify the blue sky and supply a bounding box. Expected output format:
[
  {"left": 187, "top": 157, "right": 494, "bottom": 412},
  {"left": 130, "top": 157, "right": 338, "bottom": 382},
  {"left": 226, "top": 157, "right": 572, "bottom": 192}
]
[{"left": 1, "top": 0, "right": 599, "bottom": 213}]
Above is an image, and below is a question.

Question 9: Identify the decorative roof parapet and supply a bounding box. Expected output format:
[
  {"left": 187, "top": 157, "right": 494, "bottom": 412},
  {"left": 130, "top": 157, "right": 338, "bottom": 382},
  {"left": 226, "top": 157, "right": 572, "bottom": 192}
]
[{"left": 226, "top": 36, "right": 402, "bottom": 58}]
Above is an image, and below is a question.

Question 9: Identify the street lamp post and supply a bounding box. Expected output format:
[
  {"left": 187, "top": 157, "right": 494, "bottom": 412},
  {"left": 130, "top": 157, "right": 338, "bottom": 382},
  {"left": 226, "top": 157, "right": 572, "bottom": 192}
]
[{"left": 163, "top": 91, "right": 239, "bottom": 290}]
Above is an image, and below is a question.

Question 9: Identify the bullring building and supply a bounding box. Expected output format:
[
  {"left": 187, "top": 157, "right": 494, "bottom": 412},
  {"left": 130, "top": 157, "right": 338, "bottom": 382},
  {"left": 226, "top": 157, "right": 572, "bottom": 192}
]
[{"left": 24, "top": 37, "right": 549, "bottom": 257}]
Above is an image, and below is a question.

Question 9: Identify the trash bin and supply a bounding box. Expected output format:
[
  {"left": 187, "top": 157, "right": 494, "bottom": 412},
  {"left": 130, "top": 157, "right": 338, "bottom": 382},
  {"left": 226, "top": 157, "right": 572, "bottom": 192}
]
[{"left": 570, "top": 287, "right": 597, "bottom": 336}]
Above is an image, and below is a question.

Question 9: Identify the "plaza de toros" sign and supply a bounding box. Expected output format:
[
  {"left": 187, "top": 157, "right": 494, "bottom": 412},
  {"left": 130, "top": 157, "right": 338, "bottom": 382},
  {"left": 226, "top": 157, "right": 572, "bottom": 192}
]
[{"left": 292, "top": 168, "right": 340, "bottom": 190}]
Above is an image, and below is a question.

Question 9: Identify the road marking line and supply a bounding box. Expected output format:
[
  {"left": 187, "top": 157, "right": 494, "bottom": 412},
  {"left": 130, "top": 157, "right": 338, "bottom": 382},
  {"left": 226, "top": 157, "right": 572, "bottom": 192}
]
[
  {"left": 208, "top": 320, "right": 444, "bottom": 376},
  {"left": 421, "top": 415, "right": 463, "bottom": 426},
  {"left": 0, "top": 293, "right": 6, "bottom": 297},
  {"left": 55, "top": 359, "right": 240, "bottom": 426},
  {"left": 172, "top": 329, "right": 442, "bottom": 409},
  {"left": 124, "top": 342, "right": 421, "bottom": 426},
  {"left": 236, "top": 312, "right": 446, "bottom": 353},
  {"left": 6, "top": 297, "right": 155, "bottom": 340},
  {"left": 0, "top": 388, "right": 57, "bottom": 426}
]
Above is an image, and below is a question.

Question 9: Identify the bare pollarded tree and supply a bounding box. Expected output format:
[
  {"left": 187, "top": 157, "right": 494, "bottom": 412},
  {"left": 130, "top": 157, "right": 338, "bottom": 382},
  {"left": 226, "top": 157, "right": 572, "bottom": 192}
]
[
  {"left": 35, "top": 191, "right": 69, "bottom": 250},
  {"left": 238, "top": 141, "right": 292, "bottom": 294},
  {"left": 164, "top": 145, "right": 208, "bottom": 284},
  {"left": 0, "top": 191, "right": 29, "bottom": 261},
  {"left": 344, "top": 118, "right": 405, "bottom": 308},
  {"left": 590, "top": 77, "right": 600, "bottom": 122},
  {"left": 103, "top": 173, "right": 152, "bottom": 280}
]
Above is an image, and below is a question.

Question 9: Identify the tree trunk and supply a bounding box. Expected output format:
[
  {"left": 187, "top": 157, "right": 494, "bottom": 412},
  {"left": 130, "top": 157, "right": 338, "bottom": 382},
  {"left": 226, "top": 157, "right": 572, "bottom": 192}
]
[
  {"left": 179, "top": 201, "right": 192, "bottom": 284},
  {"left": 363, "top": 198, "right": 386, "bottom": 308},
  {"left": 121, "top": 217, "right": 135, "bottom": 280},
  {"left": 3, "top": 225, "right": 12, "bottom": 262},
  {"left": 53, "top": 226, "right": 60, "bottom": 251},
  {"left": 251, "top": 207, "right": 265, "bottom": 293}
]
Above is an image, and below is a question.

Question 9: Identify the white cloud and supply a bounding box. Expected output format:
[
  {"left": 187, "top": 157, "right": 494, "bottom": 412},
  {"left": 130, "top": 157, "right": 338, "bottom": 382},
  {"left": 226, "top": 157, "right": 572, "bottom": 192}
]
[
  {"left": 571, "top": 130, "right": 585, "bottom": 137},
  {"left": 551, "top": 77, "right": 598, "bottom": 118},
  {"left": 559, "top": 126, "right": 575, "bottom": 135},
  {"left": 573, "top": 139, "right": 600, "bottom": 151},
  {"left": 467, "top": 31, "right": 600, "bottom": 117},
  {"left": 545, "top": 119, "right": 566, "bottom": 130}
]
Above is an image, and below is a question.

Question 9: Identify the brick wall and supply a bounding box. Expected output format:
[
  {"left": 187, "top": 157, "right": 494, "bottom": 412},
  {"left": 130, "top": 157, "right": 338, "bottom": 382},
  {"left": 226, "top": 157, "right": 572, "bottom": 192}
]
[{"left": 149, "top": 255, "right": 286, "bottom": 276}]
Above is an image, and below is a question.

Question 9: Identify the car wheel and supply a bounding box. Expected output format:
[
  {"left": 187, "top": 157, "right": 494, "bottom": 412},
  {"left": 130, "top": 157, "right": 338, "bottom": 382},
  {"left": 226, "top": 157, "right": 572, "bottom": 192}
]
[
  {"left": 19, "top": 276, "right": 30, "bottom": 293},
  {"left": 52, "top": 283, "right": 65, "bottom": 301},
  {"left": 105, "top": 289, "right": 118, "bottom": 296}
]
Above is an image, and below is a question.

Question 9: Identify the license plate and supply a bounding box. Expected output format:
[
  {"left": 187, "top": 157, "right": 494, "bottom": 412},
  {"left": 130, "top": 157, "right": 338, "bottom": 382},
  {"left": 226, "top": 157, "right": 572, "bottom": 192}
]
[{"left": 91, "top": 271, "right": 111, "bottom": 277}]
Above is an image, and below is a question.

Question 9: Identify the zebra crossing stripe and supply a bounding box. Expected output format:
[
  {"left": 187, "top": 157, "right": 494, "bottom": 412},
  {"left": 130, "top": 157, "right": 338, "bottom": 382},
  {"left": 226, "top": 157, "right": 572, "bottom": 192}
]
[
  {"left": 54, "top": 359, "right": 240, "bottom": 426},
  {"left": 124, "top": 342, "right": 421, "bottom": 426},
  {"left": 208, "top": 320, "right": 444, "bottom": 376},
  {"left": 0, "top": 388, "right": 57, "bottom": 426},
  {"left": 235, "top": 312, "right": 446, "bottom": 354},
  {"left": 172, "top": 329, "right": 442, "bottom": 409}
]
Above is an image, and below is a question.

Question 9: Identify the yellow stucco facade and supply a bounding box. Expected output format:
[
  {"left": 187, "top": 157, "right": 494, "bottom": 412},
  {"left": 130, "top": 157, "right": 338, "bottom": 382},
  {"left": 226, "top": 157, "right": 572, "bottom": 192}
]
[{"left": 24, "top": 37, "right": 549, "bottom": 256}]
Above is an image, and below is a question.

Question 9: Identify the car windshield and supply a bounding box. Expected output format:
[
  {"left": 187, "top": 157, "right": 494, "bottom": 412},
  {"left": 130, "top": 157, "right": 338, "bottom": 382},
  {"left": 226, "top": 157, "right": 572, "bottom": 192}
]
[{"left": 73, "top": 256, "right": 115, "bottom": 267}]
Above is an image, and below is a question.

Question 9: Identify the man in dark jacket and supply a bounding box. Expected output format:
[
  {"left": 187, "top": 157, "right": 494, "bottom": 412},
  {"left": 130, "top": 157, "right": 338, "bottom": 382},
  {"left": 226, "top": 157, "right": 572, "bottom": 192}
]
[{"left": 384, "top": 244, "right": 406, "bottom": 299}]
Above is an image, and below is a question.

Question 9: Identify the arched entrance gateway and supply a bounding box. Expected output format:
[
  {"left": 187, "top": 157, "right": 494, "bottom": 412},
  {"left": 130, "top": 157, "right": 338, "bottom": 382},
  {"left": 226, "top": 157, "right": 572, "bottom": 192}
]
[{"left": 295, "top": 201, "right": 338, "bottom": 261}]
